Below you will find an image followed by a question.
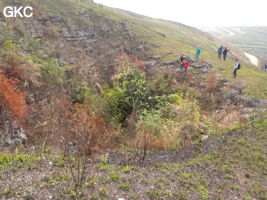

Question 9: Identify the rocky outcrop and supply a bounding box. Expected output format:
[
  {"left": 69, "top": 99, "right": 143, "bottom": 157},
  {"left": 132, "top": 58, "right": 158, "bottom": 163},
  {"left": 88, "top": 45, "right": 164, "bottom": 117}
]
[
  {"left": 161, "top": 60, "right": 178, "bottom": 66},
  {"left": 234, "top": 96, "right": 267, "bottom": 107},
  {"left": 22, "top": 9, "right": 149, "bottom": 84},
  {"left": 191, "top": 62, "right": 211, "bottom": 69},
  {"left": 0, "top": 121, "right": 27, "bottom": 147},
  {"left": 221, "top": 82, "right": 247, "bottom": 99},
  {"left": 191, "top": 62, "right": 211, "bottom": 73},
  {"left": 230, "top": 82, "right": 247, "bottom": 92}
]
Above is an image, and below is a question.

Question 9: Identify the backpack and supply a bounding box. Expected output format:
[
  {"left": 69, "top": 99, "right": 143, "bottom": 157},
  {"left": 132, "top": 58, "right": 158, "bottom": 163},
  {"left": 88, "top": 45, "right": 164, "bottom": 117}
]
[{"left": 237, "top": 63, "right": 241, "bottom": 69}]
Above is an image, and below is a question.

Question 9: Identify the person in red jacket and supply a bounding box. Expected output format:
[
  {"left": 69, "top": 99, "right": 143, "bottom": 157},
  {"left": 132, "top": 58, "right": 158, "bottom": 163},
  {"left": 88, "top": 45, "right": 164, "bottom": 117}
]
[{"left": 182, "top": 59, "right": 189, "bottom": 72}]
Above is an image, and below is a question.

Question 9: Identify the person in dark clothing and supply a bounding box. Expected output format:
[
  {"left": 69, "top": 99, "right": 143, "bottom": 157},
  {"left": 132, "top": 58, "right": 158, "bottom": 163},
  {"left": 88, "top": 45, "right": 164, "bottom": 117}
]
[
  {"left": 179, "top": 54, "right": 185, "bottom": 63},
  {"left": 217, "top": 45, "right": 224, "bottom": 59},
  {"left": 223, "top": 48, "right": 230, "bottom": 61},
  {"left": 178, "top": 54, "right": 185, "bottom": 70}
]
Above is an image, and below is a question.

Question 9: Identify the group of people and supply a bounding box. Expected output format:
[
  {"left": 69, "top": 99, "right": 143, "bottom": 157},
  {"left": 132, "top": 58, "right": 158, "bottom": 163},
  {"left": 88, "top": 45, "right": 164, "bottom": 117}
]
[
  {"left": 179, "top": 45, "right": 240, "bottom": 78},
  {"left": 217, "top": 45, "right": 230, "bottom": 61}
]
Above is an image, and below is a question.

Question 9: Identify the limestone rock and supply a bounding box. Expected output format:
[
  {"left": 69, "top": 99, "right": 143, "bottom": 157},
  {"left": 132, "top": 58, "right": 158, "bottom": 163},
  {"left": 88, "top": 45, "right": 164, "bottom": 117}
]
[{"left": 161, "top": 60, "right": 177, "bottom": 66}]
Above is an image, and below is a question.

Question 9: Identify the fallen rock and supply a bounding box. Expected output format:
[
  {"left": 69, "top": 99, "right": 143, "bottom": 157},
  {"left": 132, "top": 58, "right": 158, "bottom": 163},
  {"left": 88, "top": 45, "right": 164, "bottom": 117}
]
[
  {"left": 191, "top": 64, "right": 202, "bottom": 68},
  {"left": 151, "top": 55, "right": 162, "bottom": 60},
  {"left": 151, "top": 44, "right": 161, "bottom": 47},
  {"left": 201, "top": 135, "right": 209, "bottom": 142},
  {"left": 201, "top": 67, "right": 209, "bottom": 73},
  {"left": 230, "top": 82, "right": 247, "bottom": 92},
  {"left": 221, "top": 87, "right": 240, "bottom": 98},
  {"left": 234, "top": 96, "right": 267, "bottom": 107},
  {"left": 144, "top": 61, "right": 157, "bottom": 67},
  {"left": 161, "top": 60, "right": 177, "bottom": 66},
  {"left": 166, "top": 65, "right": 177, "bottom": 69},
  {"left": 199, "top": 82, "right": 206, "bottom": 88},
  {"left": 191, "top": 62, "right": 211, "bottom": 69}
]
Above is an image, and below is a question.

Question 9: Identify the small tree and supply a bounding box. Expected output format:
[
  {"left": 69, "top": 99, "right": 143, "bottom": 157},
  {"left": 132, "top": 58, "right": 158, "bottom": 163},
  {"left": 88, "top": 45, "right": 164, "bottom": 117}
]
[
  {"left": 133, "top": 112, "right": 164, "bottom": 163},
  {"left": 0, "top": 70, "right": 26, "bottom": 135},
  {"left": 60, "top": 103, "right": 112, "bottom": 196},
  {"left": 206, "top": 73, "right": 217, "bottom": 92},
  {"left": 105, "top": 55, "right": 149, "bottom": 123}
]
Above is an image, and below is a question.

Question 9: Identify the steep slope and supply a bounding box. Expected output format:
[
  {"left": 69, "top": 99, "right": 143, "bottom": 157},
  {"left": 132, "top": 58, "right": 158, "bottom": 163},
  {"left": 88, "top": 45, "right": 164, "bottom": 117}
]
[
  {"left": 0, "top": 0, "right": 266, "bottom": 146},
  {"left": 0, "top": 0, "right": 265, "bottom": 95},
  {"left": 0, "top": 1, "right": 266, "bottom": 199},
  {"left": 29, "top": 0, "right": 267, "bottom": 98}
]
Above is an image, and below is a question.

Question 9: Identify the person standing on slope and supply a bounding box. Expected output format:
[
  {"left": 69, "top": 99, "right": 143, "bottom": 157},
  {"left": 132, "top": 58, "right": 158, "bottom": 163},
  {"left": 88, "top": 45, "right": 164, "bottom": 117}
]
[
  {"left": 223, "top": 47, "right": 230, "bottom": 61},
  {"left": 182, "top": 59, "right": 190, "bottom": 73},
  {"left": 195, "top": 47, "right": 202, "bottom": 60},
  {"left": 233, "top": 58, "right": 240, "bottom": 78},
  {"left": 217, "top": 45, "right": 224, "bottom": 59}
]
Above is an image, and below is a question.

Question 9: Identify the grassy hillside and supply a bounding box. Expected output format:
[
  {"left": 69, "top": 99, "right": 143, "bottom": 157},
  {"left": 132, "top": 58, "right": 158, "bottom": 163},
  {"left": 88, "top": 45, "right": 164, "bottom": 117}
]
[
  {"left": 67, "top": 0, "right": 267, "bottom": 98},
  {"left": 41, "top": 0, "right": 267, "bottom": 98}
]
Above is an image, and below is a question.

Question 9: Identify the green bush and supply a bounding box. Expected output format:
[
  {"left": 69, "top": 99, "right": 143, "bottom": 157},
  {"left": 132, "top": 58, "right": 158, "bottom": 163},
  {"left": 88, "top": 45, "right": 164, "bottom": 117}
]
[
  {"left": 41, "top": 60, "right": 67, "bottom": 89},
  {"left": 104, "top": 67, "right": 150, "bottom": 123}
]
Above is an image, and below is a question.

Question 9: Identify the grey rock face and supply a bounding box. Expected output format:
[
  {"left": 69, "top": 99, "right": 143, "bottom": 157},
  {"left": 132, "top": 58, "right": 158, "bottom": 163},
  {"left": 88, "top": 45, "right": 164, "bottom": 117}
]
[
  {"left": 144, "top": 61, "right": 157, "bottom": 67},
  {"left": 230, "top": 82, "right": 247, "bottom": 92},
  {"left": 222, "top": 87, "right": 240, "bottom": 99},
  {"left": 201, "top": 67, "right": 209, "bottom": 73},
  {"left": 161, "top": 60, "right": 177, "bottom": 66},
  {"left": 0, "top": 120, "right": 27, "bottom": 147},
  {"left": 151, "top": 55, "right": 162, "bottom": 60},
  {"left": 234, "top": 96, "right": 267, "bottom": 107}
]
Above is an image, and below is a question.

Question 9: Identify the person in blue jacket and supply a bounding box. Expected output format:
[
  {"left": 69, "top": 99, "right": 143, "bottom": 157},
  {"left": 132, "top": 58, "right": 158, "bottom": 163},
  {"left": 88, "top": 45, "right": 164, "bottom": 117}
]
[{"left": 217, "top": 45, "right": 224, "bottom": 59}]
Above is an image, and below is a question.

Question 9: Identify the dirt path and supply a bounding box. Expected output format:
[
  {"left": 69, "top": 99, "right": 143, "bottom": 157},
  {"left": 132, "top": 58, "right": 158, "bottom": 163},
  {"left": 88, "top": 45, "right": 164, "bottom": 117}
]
[{"left": 244, "top": 52, "right": 259, "bottom": 66}]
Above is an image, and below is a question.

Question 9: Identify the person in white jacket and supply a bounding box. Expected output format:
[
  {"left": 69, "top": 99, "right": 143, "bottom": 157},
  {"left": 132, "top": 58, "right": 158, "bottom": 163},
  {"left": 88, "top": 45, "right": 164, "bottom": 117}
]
[{"left": 233, "top": 58, "right": 240, "bottom": 78}]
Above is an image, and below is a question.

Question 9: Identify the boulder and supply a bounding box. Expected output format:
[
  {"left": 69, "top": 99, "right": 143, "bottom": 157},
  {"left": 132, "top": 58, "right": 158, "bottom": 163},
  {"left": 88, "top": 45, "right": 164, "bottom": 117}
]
[
  {"left": 191, "top": 62, "right": 211, "bottom": 69},
  {"left": 161, "top": 60, "right": 177, "bottom": 66},
  {"left": 144, "top": 61, "right": 157, "bottom": 67},
  {"left": 151, "top": 55, "right": 162, "bottom": 60},
  {"left": 199, "top": 82, "right": 206, "bottom": 88},
  {"left": 166, "top": 65, "right": 176, "bottom": 69},
  {"left": 201, "top": 67, "right": 209, "bottom": 73},
  {"left": 234, "top": 96, "right": 267, "bottom": 107},
  {"left": 221, "top": 87, "right": 240, "bottom": 98},
  {"left": 191, "top": 64, "right": 203, "bottom": 68},
  {"left": 201, "top": 135, "right": 209, "bottom": 142},
  {"left": 0, "top": 121, "right": 27, "bottom": 147},
  {"left": 230, "top": 82, "right": 247, "bottom": 92},
  {"left": 151, "top": 44, "right": 161, "bottom": 47}
]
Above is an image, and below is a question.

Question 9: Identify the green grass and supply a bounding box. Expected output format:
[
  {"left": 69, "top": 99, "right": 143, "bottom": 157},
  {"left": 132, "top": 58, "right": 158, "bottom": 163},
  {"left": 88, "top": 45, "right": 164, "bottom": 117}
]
[{"left": 0, "top": 149, "right": 41, "bottom": 170}]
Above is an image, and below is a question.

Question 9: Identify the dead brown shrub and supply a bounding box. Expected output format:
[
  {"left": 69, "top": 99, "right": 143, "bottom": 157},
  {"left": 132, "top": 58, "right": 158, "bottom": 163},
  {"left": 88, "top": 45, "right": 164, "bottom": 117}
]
[
  {"left": 206, "top": 73, "right": 217, "bottom": 92},
  {"left": 58, "top": 102, "right": 112, "bottom": 195}
]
